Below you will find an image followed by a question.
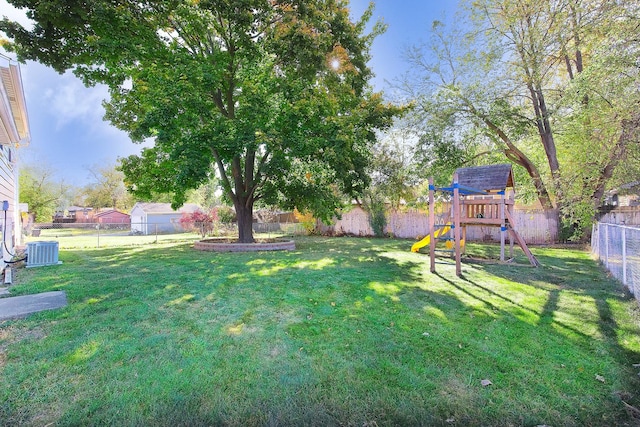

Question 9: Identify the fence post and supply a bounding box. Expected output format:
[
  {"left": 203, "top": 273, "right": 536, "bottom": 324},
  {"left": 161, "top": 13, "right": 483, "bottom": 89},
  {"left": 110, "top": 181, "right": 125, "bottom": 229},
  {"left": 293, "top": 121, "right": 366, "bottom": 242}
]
[
  {"left": 97, "top": 223, "right": 100, "bottom": 248},
  {"left": 622, "top": 227, "right": 627, "bottom": 286},
  {"left": 604, "top": 224, "right": 609, "bottom": 268},
  {"left": 155, "top": 223, "right": 158, "bottom": 244}
]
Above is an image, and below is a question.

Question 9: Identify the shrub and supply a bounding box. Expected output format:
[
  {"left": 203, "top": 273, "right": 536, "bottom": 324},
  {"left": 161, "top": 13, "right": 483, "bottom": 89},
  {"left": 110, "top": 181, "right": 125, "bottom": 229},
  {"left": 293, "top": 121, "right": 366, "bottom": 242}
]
[
  {"left": 217, "top": 205, "right": 236, "bottom": 223},
  {"left": 363, "top": 193, "right": 387, "bottom": 237},
  {"left": 293, "top": 208, "right": 316, "bottom": 235},
  {"left": 179, "top": 209, "right": 219, "bottom": 238}
]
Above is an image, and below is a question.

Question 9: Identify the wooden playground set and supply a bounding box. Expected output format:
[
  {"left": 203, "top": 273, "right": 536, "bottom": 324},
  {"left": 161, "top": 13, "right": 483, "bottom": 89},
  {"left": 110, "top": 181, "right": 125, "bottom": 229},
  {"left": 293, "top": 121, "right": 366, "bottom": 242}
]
[{"left": 411, "top": 164, "right": 540, "bottom": 276}]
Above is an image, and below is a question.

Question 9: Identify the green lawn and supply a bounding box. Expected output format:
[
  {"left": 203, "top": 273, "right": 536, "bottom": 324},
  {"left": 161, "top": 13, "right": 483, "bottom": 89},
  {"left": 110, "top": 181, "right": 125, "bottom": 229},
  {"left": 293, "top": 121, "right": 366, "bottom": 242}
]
[
  {"left": 1, "top": 237, "right": 639, "bottom": 426},
  {"left": 26, "top": 226, "right": 302, "bottom": 249}
]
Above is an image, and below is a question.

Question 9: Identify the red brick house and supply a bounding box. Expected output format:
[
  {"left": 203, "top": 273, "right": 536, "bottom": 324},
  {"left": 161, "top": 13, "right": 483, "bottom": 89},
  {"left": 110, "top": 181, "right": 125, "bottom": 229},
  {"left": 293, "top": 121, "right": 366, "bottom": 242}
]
[{"left": 95, "top": 209, "right": 130, "bottom": 225}]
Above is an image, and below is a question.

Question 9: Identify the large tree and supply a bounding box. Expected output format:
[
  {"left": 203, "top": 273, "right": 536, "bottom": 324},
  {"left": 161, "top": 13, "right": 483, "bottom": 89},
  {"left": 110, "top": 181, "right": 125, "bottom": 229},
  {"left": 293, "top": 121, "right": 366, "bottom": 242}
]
[
  {"left": 404, "top": 0, "right": 639, "bottom": 239},
  {"left": 82, "top": 163, "right": 133, "bottom": 210},
  {"left": 1, "top": 0, "right": 400, "bottom": 242},
  {"left": 19, "top": 163, "right": 69, "bottom": 222}
]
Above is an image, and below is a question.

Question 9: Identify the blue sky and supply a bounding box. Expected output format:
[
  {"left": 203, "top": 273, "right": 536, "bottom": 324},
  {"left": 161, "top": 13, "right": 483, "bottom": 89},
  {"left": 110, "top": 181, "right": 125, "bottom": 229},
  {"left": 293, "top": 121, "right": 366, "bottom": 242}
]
[{"left": 1, "top": 0, "right": 458, "bottom": 183}]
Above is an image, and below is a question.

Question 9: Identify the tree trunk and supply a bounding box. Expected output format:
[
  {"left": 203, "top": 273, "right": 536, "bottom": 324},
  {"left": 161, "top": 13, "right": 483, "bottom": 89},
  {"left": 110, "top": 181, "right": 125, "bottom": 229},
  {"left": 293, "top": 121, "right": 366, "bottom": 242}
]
[
  {"left": 466, "top": 98, "right": 555, "bottom": 210},
  {"left": 235, "top": 201, "right": 255, "bottom": 243},
  {"left": 591, "top": 111, "right": 640, "bottom": 207}
]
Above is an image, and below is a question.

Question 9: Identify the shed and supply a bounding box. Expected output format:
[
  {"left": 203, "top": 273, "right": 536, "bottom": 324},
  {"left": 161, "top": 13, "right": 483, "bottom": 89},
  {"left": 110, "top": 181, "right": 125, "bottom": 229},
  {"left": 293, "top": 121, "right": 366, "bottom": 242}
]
[
  {"left": 130, "top": 202, "right": 201, "bottom": 235},
  {"left": 95, "top": 209, "right": 130, "bottom": 225},
  {"left": 454, "top": 164, "right": 514, "bottom": 193}
]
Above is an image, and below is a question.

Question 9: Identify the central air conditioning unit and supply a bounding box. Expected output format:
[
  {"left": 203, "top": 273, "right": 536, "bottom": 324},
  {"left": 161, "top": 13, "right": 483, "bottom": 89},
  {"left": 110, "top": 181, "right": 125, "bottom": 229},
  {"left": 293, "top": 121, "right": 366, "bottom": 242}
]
[{"left": 26, "top": 241, "right": 61, "bottom": 267}]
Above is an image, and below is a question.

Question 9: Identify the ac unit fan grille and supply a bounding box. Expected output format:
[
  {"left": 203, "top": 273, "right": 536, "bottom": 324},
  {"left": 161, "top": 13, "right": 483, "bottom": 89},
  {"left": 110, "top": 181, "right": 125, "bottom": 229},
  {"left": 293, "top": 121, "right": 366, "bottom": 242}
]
[{"left": 26, "top": 241, "right": 60, "bottom": 267}]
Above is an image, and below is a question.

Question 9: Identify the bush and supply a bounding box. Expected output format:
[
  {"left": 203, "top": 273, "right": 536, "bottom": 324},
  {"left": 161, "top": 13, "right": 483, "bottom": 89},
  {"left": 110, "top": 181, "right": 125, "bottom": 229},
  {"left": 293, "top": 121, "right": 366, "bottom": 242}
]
[
  {"left": 179, "top": 209, "right": 219, "bottom": 238},
  {"left": 217, "top": 205, "right": 236, "bottom": 223},
  {"left": 293, "top": 208, "right": 316, "bottom": 235},
  {"left": 363, "top": 194, "right": 387, "bottom": 237}
]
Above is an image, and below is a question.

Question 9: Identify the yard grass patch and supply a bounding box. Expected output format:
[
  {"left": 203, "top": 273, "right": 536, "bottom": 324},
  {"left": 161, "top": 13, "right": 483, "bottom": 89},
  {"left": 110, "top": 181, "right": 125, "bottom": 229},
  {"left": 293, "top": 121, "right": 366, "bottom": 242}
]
[{"left": 1, "top": 236, "right": 639, "bottom": 426}]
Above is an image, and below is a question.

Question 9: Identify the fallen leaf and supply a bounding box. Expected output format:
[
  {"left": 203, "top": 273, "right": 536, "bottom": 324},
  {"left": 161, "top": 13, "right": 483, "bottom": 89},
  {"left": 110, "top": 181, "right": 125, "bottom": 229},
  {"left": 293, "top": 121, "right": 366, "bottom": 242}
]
[
  {"left": 422, "top": 332, "right": 430, "bottom": 337},
  {"left": 446, "top": 417, "right": 455, "bottom": 423},
  {"left": 330, "top": 302, "right": 336, "bottom": 307},
  {"left": 595, "top": 374, "right": 605, "bottom": 383},
  {"left": 633, "top": 363, "right": 640, "bottom": 368},
  {"left": 481, "top": 379, "right": 492, "bottom": 387}
]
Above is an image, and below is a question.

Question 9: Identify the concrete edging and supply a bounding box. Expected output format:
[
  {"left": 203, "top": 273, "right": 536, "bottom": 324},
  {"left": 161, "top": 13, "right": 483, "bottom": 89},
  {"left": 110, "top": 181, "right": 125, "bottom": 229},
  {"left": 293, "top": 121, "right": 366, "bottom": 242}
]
[{"left": 194, "top": 239, "right": 295, "bottom": 252}]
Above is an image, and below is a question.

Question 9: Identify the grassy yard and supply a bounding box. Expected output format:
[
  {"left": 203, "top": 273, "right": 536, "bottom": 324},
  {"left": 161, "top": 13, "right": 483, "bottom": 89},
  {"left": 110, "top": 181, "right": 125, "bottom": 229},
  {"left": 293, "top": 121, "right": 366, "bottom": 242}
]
[
  {"left": 26, "top": 226, "right": 302, "bottom": 249},
  {"left": 1, "top": 236, "right": 640, "bottom": 426}
]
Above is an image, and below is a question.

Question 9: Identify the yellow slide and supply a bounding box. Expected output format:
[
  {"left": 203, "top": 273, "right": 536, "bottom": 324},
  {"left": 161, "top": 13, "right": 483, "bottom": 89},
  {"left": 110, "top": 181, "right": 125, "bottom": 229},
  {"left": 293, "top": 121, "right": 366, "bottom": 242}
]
[{"left": 411, "top": 224, "right": 451, "bottom": 253}]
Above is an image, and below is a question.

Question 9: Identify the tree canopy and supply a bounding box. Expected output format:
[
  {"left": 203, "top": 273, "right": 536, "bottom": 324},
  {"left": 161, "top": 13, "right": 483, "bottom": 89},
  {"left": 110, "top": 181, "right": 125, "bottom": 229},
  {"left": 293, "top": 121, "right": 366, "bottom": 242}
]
[
  {"left": 2, "top": 0, "right": 401, "bottom": 242},
  {"left": 402, "top": 0, "right": 640, "bottom": 239},
  {"left": 81, "top": 163, "right": 133, "bottom": 211},
  {"left": 19, "top": 162, "right": 69, "bottom": 222}
]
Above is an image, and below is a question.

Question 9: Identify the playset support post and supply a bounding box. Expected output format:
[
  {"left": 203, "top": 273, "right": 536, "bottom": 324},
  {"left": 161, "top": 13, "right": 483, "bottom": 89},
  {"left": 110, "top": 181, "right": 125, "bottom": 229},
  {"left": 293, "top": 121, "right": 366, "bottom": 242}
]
[
  {"left": 453, "top": 173, "right": 462, "bottom": 276},
  {"left": 428, "top": 177, "right": 436, "bottom": 273}
]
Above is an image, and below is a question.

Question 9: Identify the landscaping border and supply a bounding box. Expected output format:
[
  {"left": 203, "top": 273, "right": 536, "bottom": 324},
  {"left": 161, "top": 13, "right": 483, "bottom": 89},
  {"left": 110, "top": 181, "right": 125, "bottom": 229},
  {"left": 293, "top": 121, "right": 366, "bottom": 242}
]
[{"left": 194, "top": 239, "right": 295, "bottom": 252}]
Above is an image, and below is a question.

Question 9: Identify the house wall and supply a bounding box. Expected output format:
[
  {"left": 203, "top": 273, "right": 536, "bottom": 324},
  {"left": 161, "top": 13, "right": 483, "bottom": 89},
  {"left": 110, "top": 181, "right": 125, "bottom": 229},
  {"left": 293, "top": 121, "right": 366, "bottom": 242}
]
[
  {"left": 147, "top": 214, "right": 182, "bottom": 234},
  {"left": 0, "top": 146, "right": 17, "bottom": 263},
  {"left": 130, "top": 211, "right": 182, "bottom": 235},
  {"left": 130, "top": 206, "right": 147, "bottom": 234},
  {"left": 97, "top": 212, "right": 130, "bottom": 224}
]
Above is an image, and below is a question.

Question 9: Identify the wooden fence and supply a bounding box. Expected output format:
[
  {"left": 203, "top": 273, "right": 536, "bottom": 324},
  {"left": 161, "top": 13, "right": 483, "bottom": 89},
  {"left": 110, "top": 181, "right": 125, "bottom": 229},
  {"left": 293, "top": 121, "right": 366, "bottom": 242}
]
[
  {"left": 321, "top": 206, "right": 558, "bottom": 244},
  {"left": 597, "top": 206, "right": 640, "bottom": 225}
]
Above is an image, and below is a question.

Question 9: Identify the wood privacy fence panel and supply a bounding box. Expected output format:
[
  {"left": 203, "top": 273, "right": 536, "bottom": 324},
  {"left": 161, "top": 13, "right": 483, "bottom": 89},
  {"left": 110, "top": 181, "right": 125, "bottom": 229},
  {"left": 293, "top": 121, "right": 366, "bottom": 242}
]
[
  {"left": 463, "top": 209, "right": 558, "bottom": 244},
  {"left": 324, "top": 207, "right": 558, "bottom": 244},
  {"left": 321, "top": 207, "right": 373, "bottom": 236},
  {"left": 598, "top": 207, "right": 640, "bottom": 225}
]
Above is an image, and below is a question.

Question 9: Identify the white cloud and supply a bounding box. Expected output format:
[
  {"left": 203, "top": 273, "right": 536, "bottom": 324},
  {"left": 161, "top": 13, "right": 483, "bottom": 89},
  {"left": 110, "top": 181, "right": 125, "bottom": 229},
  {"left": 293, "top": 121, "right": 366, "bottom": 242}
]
[
  {"left": 48, "top": 76, "right": 109, "bottom": 129},
  {"left": 0, "top": 0, "right": 34, "bottom": 30},
  {"left": 20, "top": 62, "right": 110, "bottom": 130}
]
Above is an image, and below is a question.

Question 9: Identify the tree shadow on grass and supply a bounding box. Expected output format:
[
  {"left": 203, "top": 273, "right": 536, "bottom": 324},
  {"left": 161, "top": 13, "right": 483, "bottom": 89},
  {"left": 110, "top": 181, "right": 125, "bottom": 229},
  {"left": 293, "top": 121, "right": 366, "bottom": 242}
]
[
  {"left": 456, "top": 255, "right": 640, "bottom": 420},
  {"left": 7, "top": 238, "right": 640, "bottom": 426}
]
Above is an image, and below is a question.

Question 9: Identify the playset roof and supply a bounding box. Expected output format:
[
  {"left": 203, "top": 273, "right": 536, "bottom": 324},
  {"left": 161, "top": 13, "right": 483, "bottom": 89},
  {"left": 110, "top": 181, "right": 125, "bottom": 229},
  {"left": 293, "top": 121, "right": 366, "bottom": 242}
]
[{"left": 454, "top": 164, "right": 514, "bottom": 193}]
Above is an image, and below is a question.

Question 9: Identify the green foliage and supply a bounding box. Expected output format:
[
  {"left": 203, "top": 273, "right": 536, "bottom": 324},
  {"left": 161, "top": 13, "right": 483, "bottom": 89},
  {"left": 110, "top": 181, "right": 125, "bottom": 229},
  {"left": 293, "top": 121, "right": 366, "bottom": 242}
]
[
  {"left": 82, "top": 163, "right": 133, "bottom": 210},
  {"left": 186, "top": 176, "right": 222, "bottom": 210},
  {"left": 216, "top": 205, "right": 235, "bottom": 224},
  {"left": 362, "top": 193, "right": 387, "bottom": 237},
  {"left": 368, "top": 123, "right": 418, "bottom": 208},
  {"left": 19, "top": 163, "right": 68, "bottom": 222},
  {"left": 404, "top": 0, "right": 640, "bottom": 240},
  {"left": 1, "top": 1, "right": 403, "bottom": 242},
  {"left": 293, "top": 209, "right": 317, "bottom": 235}
]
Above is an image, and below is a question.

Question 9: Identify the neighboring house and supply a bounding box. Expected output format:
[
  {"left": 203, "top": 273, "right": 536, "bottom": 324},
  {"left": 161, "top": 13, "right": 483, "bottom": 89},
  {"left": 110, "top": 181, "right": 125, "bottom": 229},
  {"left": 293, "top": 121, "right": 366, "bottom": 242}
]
[
  {"left": 0, "top": 61, "right": 30, "bottom": 264},
  {"left": 95, "top": 209, "right": 130, "bottom": 225},
  {"left": 605, "top": 181, "right": 640, "bottom": 207},
  {"left": 130, "top": 202, "right": 201, "bottom": 235},
  {"left": 54, "top": 206, "right": 93, "bottom": 223}
]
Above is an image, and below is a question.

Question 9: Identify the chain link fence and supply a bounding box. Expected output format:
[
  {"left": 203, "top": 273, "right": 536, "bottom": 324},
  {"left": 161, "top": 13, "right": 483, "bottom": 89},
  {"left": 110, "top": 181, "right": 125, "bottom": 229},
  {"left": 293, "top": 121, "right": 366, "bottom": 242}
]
[
  {"left": 24, "top": 221, "right": 306, "bottom": 249},
  {"left": 591, "top": 222, "right": 640, "bottom": 300}
]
